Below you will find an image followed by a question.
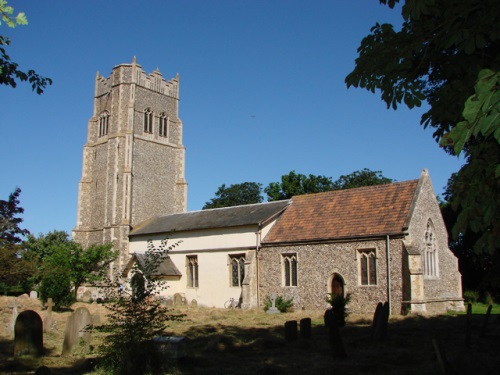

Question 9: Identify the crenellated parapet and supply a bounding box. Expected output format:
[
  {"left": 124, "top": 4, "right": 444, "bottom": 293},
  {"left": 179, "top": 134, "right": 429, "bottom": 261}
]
[{"left": 94, "top": 57, "right": 179, "bottom": 99}]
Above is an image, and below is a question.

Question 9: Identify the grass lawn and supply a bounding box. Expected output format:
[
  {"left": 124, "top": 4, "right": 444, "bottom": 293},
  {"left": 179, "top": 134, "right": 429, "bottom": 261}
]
[
  {"left": 2, "top": 299, "right": 500, "bottom": 374},
  {"left": 448, "top": 303, "right": 500, "bottom": 315}
]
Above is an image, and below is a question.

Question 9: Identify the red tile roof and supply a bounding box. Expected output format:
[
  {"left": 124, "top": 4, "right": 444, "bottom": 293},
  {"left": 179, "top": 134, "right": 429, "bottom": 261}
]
[{"left": 263, "top": 180, "right": 419, "bottom": 243}]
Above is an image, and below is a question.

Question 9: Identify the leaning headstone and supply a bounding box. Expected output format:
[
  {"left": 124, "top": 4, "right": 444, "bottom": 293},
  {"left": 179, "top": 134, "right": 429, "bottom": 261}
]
[
  {"left": 14, "top": 310, "right": 43, "bottom": 357},
  {"left": 266, "top": 293, "right": 280, "bottom": 314},
  {"left": 465, "top": 303, "right": 472, "bottom": 348},
  {"left": 480, "top": 304, "right": 493, "bottom": 338},
  {"left": 327, "top": 319, "right": 347, "bottom": 359},
  {"left": 284, "top": 320, "right": 298, "bottom": 342},
  {"left": 371, "top": 302, "right": 389, "bottom": 341},
  {"left": 29, "top": 290, "right": 38, "bottom": 299},
  {"left": 300, "top": 318, "right": 312, "bottom": 339},
  {"left": 8, "top": 300, "right": 19, "bottom": 335},
  {"left": 62, "top": 307, "right": 92, "bottom": 356},
  {"left": 43, "top": 298, "right": 55, "bottom": 333},
  {"left": 432, "top": 338, "right": 452, "bottom": 375}
]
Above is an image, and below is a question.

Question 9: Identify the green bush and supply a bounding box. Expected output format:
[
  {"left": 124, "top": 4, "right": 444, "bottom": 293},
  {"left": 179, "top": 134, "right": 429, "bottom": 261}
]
[
  {"left": 263, "top": 295, "right": 294, "bottom": 312},
  {"left": 39, "top": 266, "right": 74, "bottom": 309},
  {"left": 325, "top": 293, "right": 351, "bottom": 327},
  {"left": 463, "top": 290, "right": 480, "bottom": 303}
]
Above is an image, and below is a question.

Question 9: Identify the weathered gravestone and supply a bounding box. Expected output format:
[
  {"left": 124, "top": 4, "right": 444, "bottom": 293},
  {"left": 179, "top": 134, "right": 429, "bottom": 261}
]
[
  {"left": 29, "top": 290, "right": 38, "bottom": 299},
  {"left": 480, "top": 304, "right": 493, "bottom": 338},
  {"left": 14, "top": 310, "right": 43, "bottom": 357},
  {"left": 300, "top": 318, "right": 312, "bottom": 339},
  {"left": 62, "top": 307, "right": 92, "bottom": 356},
  {"left": 284, "top": 320, "right": 298, "bottom": 342},
  {"left": 8, "top": 300, "right": 19, "bottom": 335},
  {"left": 43, "top": 298, "right": 56, "bottom": 333},
  {"left": 324, "top": 309, "right": 347, "bottom": 358},
  {"left": 266, "top": 293, "right": 280, "bottom": 314},
  {"left": 174, "top": 293, "right": 186, "bottom": 306},
  {"left": 190, "top": 299, "right": 198, "bottom": 308},
  {"left": 371, "top": 302, "right": 389, "bottom": 342}
]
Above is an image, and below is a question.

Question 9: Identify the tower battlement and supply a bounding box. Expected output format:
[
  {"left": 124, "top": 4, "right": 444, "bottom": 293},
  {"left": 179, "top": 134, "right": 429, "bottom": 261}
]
[{"left": 95, "top": 58, "right": 179, "bottom": 99}]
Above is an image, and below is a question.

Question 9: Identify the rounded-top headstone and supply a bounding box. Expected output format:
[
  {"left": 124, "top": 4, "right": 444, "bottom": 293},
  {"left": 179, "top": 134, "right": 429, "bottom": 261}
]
[{"left": 14, "top": 310, "right": 43, "bottom": 357}]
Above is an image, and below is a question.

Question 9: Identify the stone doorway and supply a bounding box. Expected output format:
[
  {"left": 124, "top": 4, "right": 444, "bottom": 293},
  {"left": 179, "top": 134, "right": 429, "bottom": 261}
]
[{"left": 330, "top": 273, "right": 344, "bottom": 297}]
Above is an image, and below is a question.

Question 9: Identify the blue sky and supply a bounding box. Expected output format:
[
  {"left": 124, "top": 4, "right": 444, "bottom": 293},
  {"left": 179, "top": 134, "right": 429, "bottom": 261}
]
[{"left": 0, "top": 0, "right": 463, "bottom": 237}]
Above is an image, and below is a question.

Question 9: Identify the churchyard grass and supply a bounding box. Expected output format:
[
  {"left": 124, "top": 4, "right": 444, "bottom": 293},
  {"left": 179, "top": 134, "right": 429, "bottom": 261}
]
[
  {"left": 447, "top": 303, "right": 500, "bottom": 315},
  {"left": 1, "top": 297, "right": 500, "bottom": 374}
]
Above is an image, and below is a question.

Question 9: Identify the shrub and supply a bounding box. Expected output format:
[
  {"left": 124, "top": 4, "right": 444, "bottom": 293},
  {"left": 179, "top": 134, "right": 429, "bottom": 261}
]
[
  {"left": 263, "top": 295, "right": 294, "bottom": 313},
  {"left": 325, "top": 293, "right": 351, "bottom": 327},
  {"left": 463, "top": 290, "right": 480, "bottom": 303}
]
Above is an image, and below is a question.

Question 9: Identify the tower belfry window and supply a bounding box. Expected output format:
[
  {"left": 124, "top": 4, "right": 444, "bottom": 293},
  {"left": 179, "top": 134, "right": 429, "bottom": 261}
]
[
  {"left": 159, "top": 112, "right": 168, "bottom": 137},
  {"left": 98, "top": 111, "right": 109, "bottom": 137},
  {"left": 144, "top": 108, "right": 153, "bottom": 133}
]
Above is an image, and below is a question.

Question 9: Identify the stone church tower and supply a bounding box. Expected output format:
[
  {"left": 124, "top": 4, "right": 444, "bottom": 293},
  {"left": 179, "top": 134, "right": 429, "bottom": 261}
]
[{"left": 73, "top": 58, "right": 187, "bottom": 276}]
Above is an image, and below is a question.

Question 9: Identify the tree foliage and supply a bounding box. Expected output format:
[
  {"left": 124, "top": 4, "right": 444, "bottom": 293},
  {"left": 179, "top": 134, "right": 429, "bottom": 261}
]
[
  {"left": 346, "top": 0, "right": 499, "bottom": 258},
  {"left": 97, "top": 238, "right": 183, "bottom": 375},
  {"left": 0, "top": 187, "right": 33, "bottom": 292},
  {"left": 203, "top": 182, "right": 263, "bottom": 209},
  {"left": 0, "top": 1, "right": 52, "bottom": 94},
  {"left": 265, "top": 171, "right": 335, "bottom": 201},
  {"left": 332, "top": 168, "right": 393, "bottom": 190},
  {"left": 24, "top": 230, "right": 117, "bottom": 308}
]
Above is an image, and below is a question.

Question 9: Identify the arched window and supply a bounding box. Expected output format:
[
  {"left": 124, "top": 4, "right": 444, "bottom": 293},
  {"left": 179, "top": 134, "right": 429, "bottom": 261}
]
[
  {"left": 358, "top": 249, "right": 377, "bottom": 285},
  {"left": 230, "top": 254, "right": 245, "bottom": 287},
  {"left": 98, "top": 111, "right": 109, "bottom": 137},
  {"left": 143, "top": 108, "right": 153, "bottom": 133},
  {"left": 282, "top": 253, "right": 298, "bottom": 286},
  {"left": 158, "top": 112, "right": 168, "bottom": 137},
  {"left": 424, "top": 220, "right": 439, "bottom": 278}
]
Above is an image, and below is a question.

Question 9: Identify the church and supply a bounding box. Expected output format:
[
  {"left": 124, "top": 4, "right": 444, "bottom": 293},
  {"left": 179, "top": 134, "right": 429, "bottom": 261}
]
[{"left": 73, "top": 60, "right": 464, "bottom": 315}]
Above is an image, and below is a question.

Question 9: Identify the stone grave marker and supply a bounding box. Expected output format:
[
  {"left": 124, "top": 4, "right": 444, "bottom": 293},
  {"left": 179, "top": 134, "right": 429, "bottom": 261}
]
[
  {"left": 284, "top": 320, "right": 298, "bottom": 342},
  {"left": 62, "top": 306, "right": 92, "bottom": 356},
  {"left": 14, "top": 310, "right": 43, "bottom": 357},
  {"left": 465, "top": 303, "right": 472, "bottom": 347},
  {"left": 300, "top": 318, "right": 312, "bottom": 339},
  {"left": 371, "top": 302, "right": 389, "bottom": 342},
  {"left": 153, "top": 336, "right": 188, "bottom": 359},
  {"left": 266, "top": 293, "right": 280, "bottom": 314},
  {"left": 480, "top": 304, "right": 493, "bottom": 338},
  {"left": 165, "top": 298, "right": 174, "bottom": 307},
  {"left": 173, "top": 293, "right": 186, "bottom": 306},
  {"left": 324, "top": 311, "right": 347, "bottom": 358},
  {"left": 190, "top": 299, "right": 198, "bottom": 308},
  {"left": 92, "top": 313, "right": 102, "bottom": 326},
  {"left": 29, "top": 290, "right": 38, "bottom": 299},
  {"left": 43, "top": 298, "right": 56, "bottom": 333},
  {"left": 8, "top": 300, "right": 19, "bottom": 335}
]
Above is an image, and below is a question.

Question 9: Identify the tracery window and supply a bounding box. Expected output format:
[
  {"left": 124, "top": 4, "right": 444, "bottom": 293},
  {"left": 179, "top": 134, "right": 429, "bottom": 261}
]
[
  {"left": 423, "top": 220, "right": 439, "bottom": 278},
  {"left": 187, "top": 255, "right": 199, "bottom": 288},
  {"left": 98, "top": 111, "right": 109, "bottom": 137},
  {"left": 358, "top": 249, "right": 377, "bottom": 285},
  {"left": 230, "top": 254, "right": 245, "bottom": 287},
  {"left": 159, "top": 112, "right": 168, "bottom": 137},
  {"left": 282, "top": 253, "right": 297, "bottom": 286},
  {"left": 143, "top": 108, "right": 153, "bottom": 133}
]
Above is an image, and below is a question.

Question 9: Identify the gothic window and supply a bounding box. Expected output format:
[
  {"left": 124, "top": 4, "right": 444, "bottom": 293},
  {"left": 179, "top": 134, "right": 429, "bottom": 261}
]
[
  {"left": 159, "top": 112, "right": 168, "bottom": 137},
  {"left": 230, "top": 254, "right": 245, "bottom": 287},
  {"left": 98, "top": 111, "right": 109, "bottom": 137},
  {"left": 358, "top": 249, "right": 377, "bottom": 285},
  {"left": 282, "top": 253, "right": 297, "bottom": 286},
  {"left": 186, "top": 255, "right": 199, "bottom": 288},
  {"left": 423, "top": 220, "right": 439, "bottom": 278},
  {"left": 143, "top": 108, "right": 153, "bottom": 133}
]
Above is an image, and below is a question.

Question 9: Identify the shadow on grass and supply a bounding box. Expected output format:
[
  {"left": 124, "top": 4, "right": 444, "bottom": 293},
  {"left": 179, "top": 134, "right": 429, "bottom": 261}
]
[{"left": 1, "top": 313, "right": 499, "bottom": 374}]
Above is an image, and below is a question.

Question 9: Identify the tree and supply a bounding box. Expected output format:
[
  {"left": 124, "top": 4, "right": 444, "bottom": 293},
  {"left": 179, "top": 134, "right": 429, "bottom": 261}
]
[
  {"left": 24, "top": 230, "right": 117, "bottom": 307},
  {"left": 265, "top": 171, "right": 335, "bottom": 201},
  {"left": 0, "top": 187, "right": 33, "bottom": 292},
  {"left": 332, "top": 168, "right": 393, "bottom": 190},
  {"left": 203, "top": 182, "right": 263, "bottom": 209},
  {"left": 345, "top": 0, "right": 499, "bottom": 258},
  {"left": 97, "top": 238, "right": 182, "bottom": 375},
  {"left": 0, "top": 1, "right": 52, "bottom": 93}
]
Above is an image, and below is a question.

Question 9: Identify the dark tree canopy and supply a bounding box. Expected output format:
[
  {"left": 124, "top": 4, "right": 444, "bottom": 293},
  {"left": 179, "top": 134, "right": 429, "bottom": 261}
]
[
  {"left": 0, "top": 187, "right": 29, "bottom": 245},
  {"left": 265, "top": 169, "right": 393, "bottom": 201},
  {"left": 203, "top": 182, "right": 263, "bottom": 209},
  {"left": 346, "top": 0, "right": 499, "bottom": 257},
  {"left": 332, "top": 168, "right": 393, "bottom": 190}
]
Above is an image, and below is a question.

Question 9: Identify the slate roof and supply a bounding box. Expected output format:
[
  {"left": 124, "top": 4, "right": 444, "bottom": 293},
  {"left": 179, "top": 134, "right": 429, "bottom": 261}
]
[
  {"left": 130, "top": 200, "right": 291, "bottom": 236},
  {"left": 263, "top": 180, "right": 419, "bottom": 244},
  {"left": 133, "top": 253, "right": 182, "bottom": 276}
]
